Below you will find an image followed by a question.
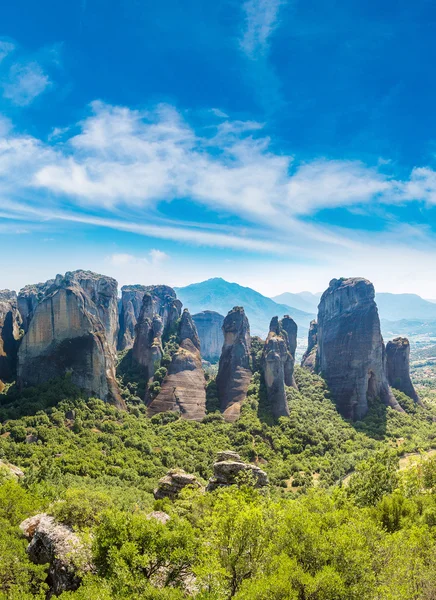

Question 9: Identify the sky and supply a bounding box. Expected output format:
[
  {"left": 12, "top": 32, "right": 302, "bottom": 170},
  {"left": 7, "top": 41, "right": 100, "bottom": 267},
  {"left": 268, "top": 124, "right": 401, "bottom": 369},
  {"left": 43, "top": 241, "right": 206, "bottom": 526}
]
[{"left": 2, "top": 0, "right": 436, "bottom": 298}]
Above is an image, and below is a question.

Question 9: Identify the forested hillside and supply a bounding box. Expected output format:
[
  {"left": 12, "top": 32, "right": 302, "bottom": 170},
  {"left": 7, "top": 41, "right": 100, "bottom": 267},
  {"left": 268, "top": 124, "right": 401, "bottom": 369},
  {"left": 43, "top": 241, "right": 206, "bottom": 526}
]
[{"left": 2, "top": 362, "right": 436, "bottom": 599}]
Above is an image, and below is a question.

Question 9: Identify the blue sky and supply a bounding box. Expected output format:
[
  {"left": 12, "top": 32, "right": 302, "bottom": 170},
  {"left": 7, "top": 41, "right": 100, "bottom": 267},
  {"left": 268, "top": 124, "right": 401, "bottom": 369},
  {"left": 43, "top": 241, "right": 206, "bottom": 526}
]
[{"left": 2, "top": 0, "right": 436, "bottom": 297}]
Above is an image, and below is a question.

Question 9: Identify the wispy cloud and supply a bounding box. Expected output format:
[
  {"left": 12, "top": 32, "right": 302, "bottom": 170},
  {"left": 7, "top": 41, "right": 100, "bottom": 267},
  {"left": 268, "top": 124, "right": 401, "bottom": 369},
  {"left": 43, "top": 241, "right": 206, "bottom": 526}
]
[
  {"left": 2, "top": 61, "right": 51, "bottom": 106},
  {"left": 0, "top": 40, "right": 15, "bottom": 63},
  {"left": 240, "top": 0, "right": 285, "bottom": 59}
]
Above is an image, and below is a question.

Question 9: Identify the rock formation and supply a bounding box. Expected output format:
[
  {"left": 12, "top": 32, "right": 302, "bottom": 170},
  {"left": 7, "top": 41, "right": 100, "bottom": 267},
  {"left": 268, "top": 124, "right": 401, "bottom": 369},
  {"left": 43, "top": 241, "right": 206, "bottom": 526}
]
[
  {"left": 18, "top": 280, "right": 54, "bottom": 332},
  {"left": 192, "top": 310, "right": 224, "bottom": 362},
  {"left": 316, "top": 278, "right": 402, "bottom": 420},
  {"left": 118, "top": 285, "right": 149, "bottom": 350},
  {"left": 207, "top": 451, "right": 268, "bottom": 491},
  {"left": 386, "top": 337, "right": 421, "bottom": 404},
  {"left": 301, "top": 319, "right": 318, "bottom": 371},
  {"left": 132, "top": 286, "right": 182, "bottom": 388},
  {"left": 0, "top": 459, "right": 24, "bottom": 479},
  {"left": 17, "top": 271, "right": 124, "bottom": 408},
  {"left": 261, "top": 317, "right": 292, "bottom": 418},
  {"left": 147, "top": 309, "right": 207, "bottom": 420},
  {"left": 153, "top": 469, "right": 203, "bottom": 500},
  {"left": 20, "top": 513, "right": 92, "bottom": 596},
  {"left": 216, "top": 307, "right": 252, "bottom": 422},
  {"left": 0, "top": 290, "right": 22, "bottom": 385}
]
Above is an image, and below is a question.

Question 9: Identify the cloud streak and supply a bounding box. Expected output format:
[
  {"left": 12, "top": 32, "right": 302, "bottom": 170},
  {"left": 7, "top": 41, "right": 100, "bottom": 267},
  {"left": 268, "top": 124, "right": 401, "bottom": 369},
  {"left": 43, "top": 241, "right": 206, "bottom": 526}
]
[{"left": 240, "top": 0, "right": 285, "bottom": 59}]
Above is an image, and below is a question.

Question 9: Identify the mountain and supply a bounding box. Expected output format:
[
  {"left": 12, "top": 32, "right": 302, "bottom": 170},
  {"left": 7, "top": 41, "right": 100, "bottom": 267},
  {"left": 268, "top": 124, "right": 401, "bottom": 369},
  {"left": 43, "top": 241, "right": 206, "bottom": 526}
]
[
  {"left": 175, "top": 278, "right": 314, "bottom": 338},
  {"left": 272, "top": 291, "right": 321, "bottom": 313},
  {"left": 375, "top": 293, "right": 436, "bottom": 321}
]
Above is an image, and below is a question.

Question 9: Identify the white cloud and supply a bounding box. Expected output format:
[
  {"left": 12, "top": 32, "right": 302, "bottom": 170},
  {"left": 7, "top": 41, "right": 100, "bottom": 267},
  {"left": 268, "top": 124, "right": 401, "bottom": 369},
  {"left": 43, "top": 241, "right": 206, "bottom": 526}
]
[
  {"left": 0, "top": 40, "right": 15, "bottom": 63},
  {"left": 240, "top": 0, "right": 285, "bottom": 59},
  {"left": 3, "top": 61, "right": 51, "bottom": 106}
]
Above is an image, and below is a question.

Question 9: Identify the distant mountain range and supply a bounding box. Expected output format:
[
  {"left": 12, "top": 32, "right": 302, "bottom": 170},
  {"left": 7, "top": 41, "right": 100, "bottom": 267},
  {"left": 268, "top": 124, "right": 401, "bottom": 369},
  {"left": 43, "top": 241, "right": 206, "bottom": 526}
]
[
  {"left": 176, "top": 278, "right": 436, "bottom": 343},
  {"left": 175, "top": 278, "right": 314, "bottom": 338}
]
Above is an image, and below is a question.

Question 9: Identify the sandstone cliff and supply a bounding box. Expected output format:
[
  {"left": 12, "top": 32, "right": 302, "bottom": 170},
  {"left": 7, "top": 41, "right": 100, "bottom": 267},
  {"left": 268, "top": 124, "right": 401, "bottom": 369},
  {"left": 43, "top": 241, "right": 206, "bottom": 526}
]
[
  {"left": 261, "top": 317, "right": 292, "bottom": 418},
  {"left": 386, "top": 337, "right": 421, "bottom": 404},
  {"left": 216, "top": 306, "right": 252, "bottom": 422},
  {"left": 18, "top": 280, "right": 54, "bottom": 332},
  {"left": 118, "top": 285, "right": 149, "bottom": 350},
  {"left": 279, "top": 315, "right": 298, "bottom": 389},
  {"left": 192, "top": 310, "right": 224, "bottom": 362},
  {"left": 301, "top": 319, "right": 318, "bottom": 372},
  {"left": 316, "top": 278, "right": 402, "bottom": 420},
  {"left": 147, "top": 309, "right": 206, "bottom": 420},
  {"left": 0, "top": 290, "right": 22, "bottom": 386},
  {"left": 18, "top": 271, "right": 124, "bottom": 408},
  {"left": 131, "top": 286, "right": 182, "bottom": 388}
]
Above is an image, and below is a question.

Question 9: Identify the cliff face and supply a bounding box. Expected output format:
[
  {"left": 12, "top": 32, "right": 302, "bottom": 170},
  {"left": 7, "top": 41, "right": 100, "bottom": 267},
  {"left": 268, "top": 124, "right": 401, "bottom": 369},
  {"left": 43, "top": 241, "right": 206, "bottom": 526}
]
[
  {"left": 216, "top": 307, "right": 252, "bottom": 422},
  {"left": 0, "top": 290, "right": 22, "bottom": 385},
  {"left": 147, "top": 309, "right": 206, "bottom": 420},
  {"left": 262, "top": 318, "right": 291, "bottom": 418},
  {"left": 386, "top": 337, "right": 421, "bottom": 404},
  {"left": 316, "top": 278, "right": 401, "bottom": 420},
  {"left": 17, "top": 271, "right": 124, "bottom": 408},
  {"left": 301, "top": 319, "right": 318, "bottom": 372},
  {"left": 18, "top": 280, "right": 54, "bottom": 332},
  {"left": 192, "top": 310, "right": 224, "bottom": 362},
  {"left": 118, "top": 285, "right": 149, "bottom": 350},
  {"left": 132, "top": 286, "right": 182, "bottom": 387}
]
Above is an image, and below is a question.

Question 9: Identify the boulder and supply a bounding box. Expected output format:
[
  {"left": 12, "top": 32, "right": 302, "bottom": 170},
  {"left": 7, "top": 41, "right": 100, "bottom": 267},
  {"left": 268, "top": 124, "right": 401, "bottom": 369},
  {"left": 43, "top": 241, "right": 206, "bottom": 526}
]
[
  {"left": 207, "top": 452, "right": 269, "bottom": 491},
  {"left": 0, "top": 289, "right": 22, "bottom": 383},
  {"left": 17, "top": 271, "right": 124, "bottom": 408},
  {"left": 316, "top": 278, "right": 402, "bottom": 420},
  {"left": 132, "top": 286, "right": 182, "bottom": 389},
  {"left": 216, "top": 307, "right": 252, "bottom": 422},
  {"left": 117, "top": 285, "right": 149, "bottom": 350},
  {"left": 153, "top": 469, "right": 203, "bottom": 500},
  {"left": 192, "top": 310, "right": 224, "bottom": 362},
  {"left": 147, "top": 310, "right": 206, "bottom": 420},
  {"left": 301, "top": 319, "right": 318, "bottom": 372},
  {"left": 0, "top": 459, "right": 24, "bottom": 479},
  {"left": 147, "top": 511, "right": 171, "bottom": 524},
  {"left": 20, "top": 513, "right": 92, "bottom": 597},
  {"left": 386, "top": 337, "right": 421, "bottom": 404},
  {"left": 261, "top": 318, "right": 292, "bottom": 418}
]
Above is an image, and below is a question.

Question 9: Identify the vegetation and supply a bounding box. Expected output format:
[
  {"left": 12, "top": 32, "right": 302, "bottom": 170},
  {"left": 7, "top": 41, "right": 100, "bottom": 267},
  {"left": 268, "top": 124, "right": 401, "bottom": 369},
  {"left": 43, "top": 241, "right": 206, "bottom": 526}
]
[{"left": 1, "top": 361, "right": 436, "bottom": 598}]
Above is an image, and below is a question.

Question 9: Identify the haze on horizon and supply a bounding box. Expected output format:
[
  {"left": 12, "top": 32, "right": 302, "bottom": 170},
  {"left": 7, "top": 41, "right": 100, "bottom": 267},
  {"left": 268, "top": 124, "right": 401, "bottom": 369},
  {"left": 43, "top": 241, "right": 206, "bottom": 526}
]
[{"left": 2, "top": 0, "right": 436, "bottom": 298}]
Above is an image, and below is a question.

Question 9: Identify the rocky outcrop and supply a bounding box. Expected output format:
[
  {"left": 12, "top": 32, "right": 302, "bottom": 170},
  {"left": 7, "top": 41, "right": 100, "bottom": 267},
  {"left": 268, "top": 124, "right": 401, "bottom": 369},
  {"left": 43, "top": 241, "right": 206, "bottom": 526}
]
[
  {"left": 154, "top": 469, "right": 203, "bottom": 500},
  {"left": 17, "top": 271, "right": 124, "bottom": 408},
  {"left": 18, "top": 280, "right": 54, "bottom": 332},
  {"left": 386, "top": 337, "right": 421, "bottom": 404},
  {"left": 118, "top": 285, "right": 149, "bottom": 350},
  {"left": 132, "top": 286, "right": 182, "bottom": 388},
  {"left": 207, "top": 452, "right": 268, "bottom": 491},
  {"left": 0, "top": 459, "right": 24, "bottom": 479},
  {"left": 147, "top": 309, "right": 206, "bottom": 420},
  {"left": 301, "top": 319, "right": 318, "bottom": 372},
  {"left": 0, "top": 290, "right": 22, "bottom": 384},
  {"left": 20, "top": 513, "right": 92, "bottom": 597},
  {"left": 192, "top": 311, "right": 224, "bottom": 362},
  {"left": 216, "top": 307, "right": 252, "bottom": 422},
  {"left": 261, "top": 318, "right": 292, "bottom": 418},
  {"left": 316, "top": 278, "right": 402, "bottom": 420}
]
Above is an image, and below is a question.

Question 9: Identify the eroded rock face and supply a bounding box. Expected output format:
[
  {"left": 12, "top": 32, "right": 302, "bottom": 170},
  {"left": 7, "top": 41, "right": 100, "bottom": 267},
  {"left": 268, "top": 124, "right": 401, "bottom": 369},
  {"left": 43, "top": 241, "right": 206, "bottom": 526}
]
[
  {"left": 301, "top": 320, "right": 318, "bottom": 372},
  {"left": 18, "top": 280, "right": 54, "bottom": 332},
  {"left": 316, "top": 278, "right": 401, "bottom": 420},
  {"left": 132, "top": 286, "right": 182, "bottom": 388},
  {"left": 216, "top": 307, "right": 252, "bottom": 422},
  {"left": 153, "top": 469, "right": 203, "bottom": 500},
  {"left": 118, "top": 285, "right": 149, "bottom": 350},
  {"left": 262, "top": 318, "right": 292, "bottom": 418},
  {"left": 192, "top": 310, "right": 224, "bottom": 362},
  {"left": 17, "top": 271, "right": 124, "bottom": 408},
  {"left": 20, "top": 513, "right": 92, "bottom": 597},
  {"left": 0, "top": 290, "right": 22, "bottom": 384},
  {"left": 386, "top": 337, "right": 421, "bottom": 404},
  {"left": 207, "top": 452, "right": 268, "bottom": 491},
  {"left": 147, "top": 309, "right": 206, "bottom": 420}
]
